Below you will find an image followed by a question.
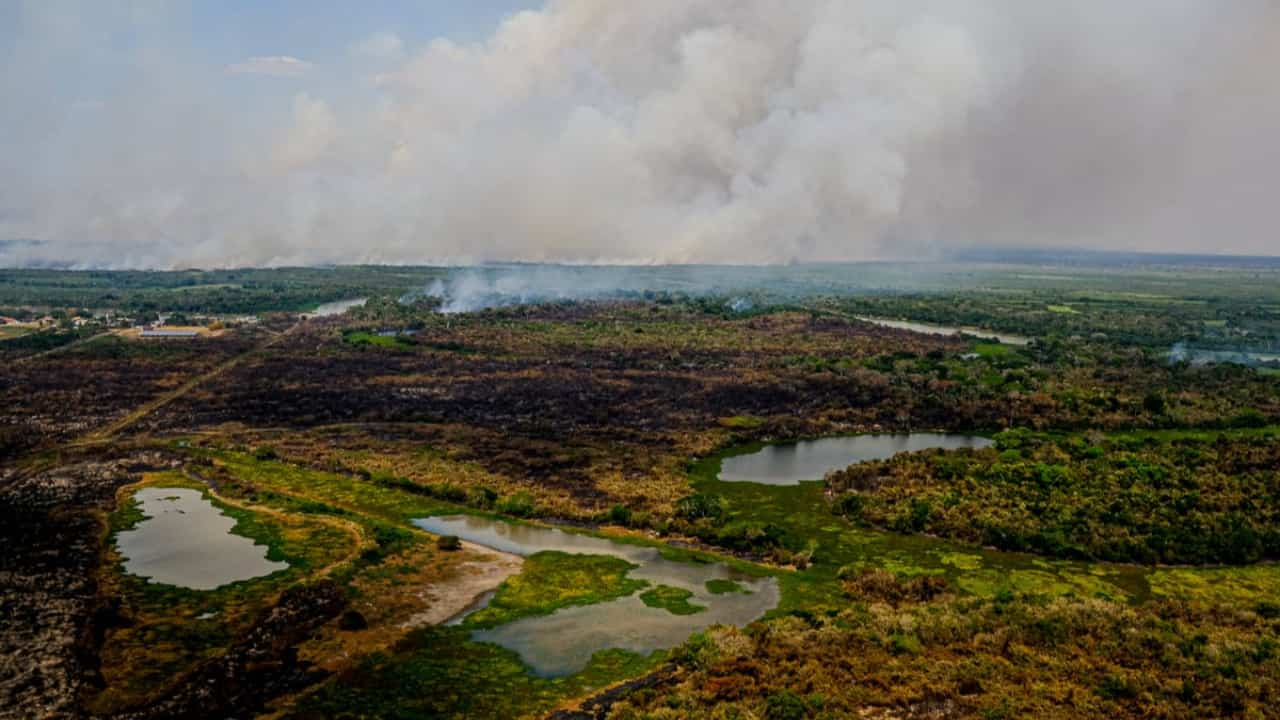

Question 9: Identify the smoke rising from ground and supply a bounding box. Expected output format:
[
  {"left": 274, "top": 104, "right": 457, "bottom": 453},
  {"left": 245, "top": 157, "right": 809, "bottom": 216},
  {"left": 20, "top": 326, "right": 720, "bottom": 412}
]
[{"left": 2, "top": 1, "right": 1278, "bottom": 268}]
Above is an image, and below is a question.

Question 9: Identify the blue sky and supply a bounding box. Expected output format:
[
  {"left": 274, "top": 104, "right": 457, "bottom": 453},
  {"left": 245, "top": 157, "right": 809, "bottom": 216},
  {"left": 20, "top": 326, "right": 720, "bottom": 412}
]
[{"left": 184, "top": 1, "right": 536, "bottom": 63}]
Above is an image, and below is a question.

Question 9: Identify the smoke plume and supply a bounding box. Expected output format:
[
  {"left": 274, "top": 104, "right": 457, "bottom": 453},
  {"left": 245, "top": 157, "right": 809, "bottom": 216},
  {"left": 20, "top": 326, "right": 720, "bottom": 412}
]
[{"left": 2, "top": 1, "right": 1277, "bottom": 268}]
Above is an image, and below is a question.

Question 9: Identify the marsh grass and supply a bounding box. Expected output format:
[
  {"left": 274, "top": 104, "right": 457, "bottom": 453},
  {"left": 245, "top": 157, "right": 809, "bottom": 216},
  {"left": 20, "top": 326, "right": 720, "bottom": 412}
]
[
  {"left": 639, "top": 585, "right": 705, "bottom": 615},
  {"left": 462, "top": 551, "right": 647, "bottom": 629}
]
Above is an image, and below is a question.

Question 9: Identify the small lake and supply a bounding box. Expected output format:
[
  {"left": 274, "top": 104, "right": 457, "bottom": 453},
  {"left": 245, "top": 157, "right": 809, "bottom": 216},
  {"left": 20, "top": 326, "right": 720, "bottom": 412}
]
[
  {"left": 1168, "top": 345, "right": 1280, "bottom": 367},
  {"left": 856, "top": 316, "right": 1030, "bottom": 346},
  {"left": 413, "top": 515, "right": 778, "bottom": 677},
  {"left": 718, "top": 433, "right": 994, "bottom": 486},
  {"left": 307, "top": 297, "right": 367, "bottom": 318},
  {"left": 115, "top": 487, "right": 288, "bottom": 591}
]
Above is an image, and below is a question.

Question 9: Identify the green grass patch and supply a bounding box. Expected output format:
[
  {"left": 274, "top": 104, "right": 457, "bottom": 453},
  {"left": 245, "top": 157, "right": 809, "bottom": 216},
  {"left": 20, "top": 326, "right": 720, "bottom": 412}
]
[
  {"left": 1148, "top": 565, "right": 1280, "bottom": 607},
  {"left": 639, "top": 585, "right": 706, "bottom": 615},
  {"left": 718, "top": 414, "right": 766, "bottom": 429},
  {"left": 344, "top": 331, "right": 415, "bottom": 348},
  {"left": 955, "top": 569, "right": 1129, "bottom": 602},
  {"left": 463, "top": 551, "right": 647, "bottom": 629},
  {"left": 972, "top": 342, "right": 1009, "bottom": 358},
  {"left": 705, "top": 578, "right": 751, "bottom": 595},
  {"left": 201, "top": 449, "right": 455, "bottom": 524}
]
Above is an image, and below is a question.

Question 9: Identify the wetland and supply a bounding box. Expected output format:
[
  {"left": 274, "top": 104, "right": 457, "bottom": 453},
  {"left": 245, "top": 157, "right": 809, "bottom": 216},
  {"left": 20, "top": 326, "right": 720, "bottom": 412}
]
[
  {"left": 3, "top": 260, "right": 1280, "bottom": 719},
  {"left": 716, "top": 433, "right": 992, "bottom": 485},
  {"left": 115, "top": 487, "right": 288, "bottom": 590},
  {"left": 416, "top": 515, "right": 778, "bottom": 677}
]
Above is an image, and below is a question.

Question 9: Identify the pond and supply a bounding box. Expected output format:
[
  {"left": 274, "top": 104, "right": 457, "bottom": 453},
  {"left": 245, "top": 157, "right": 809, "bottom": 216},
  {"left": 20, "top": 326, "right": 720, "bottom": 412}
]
[
  {"left": 856, "top": 316, "right": 1030, "bottom": 346},
  {"left": 717, "top": 433, "right": 994, "bottom": 486},
  {"left": 413, "top": 515, "right": 778, "bottom": 677},
  {"left": 1168, "top": 344, "right": 1280, "bottom": 367},
  {"left": 115, "top": 487, "right": 288, "bottom": 590},
  {"left": 306, "top": 297, "right": 367, "bottom": 317}
]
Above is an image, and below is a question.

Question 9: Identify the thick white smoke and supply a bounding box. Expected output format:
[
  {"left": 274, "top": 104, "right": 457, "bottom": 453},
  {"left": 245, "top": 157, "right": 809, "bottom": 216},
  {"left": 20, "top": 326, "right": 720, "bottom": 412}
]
[{"left": 1, "top": 1, "right": 1278, "bottom": 268}]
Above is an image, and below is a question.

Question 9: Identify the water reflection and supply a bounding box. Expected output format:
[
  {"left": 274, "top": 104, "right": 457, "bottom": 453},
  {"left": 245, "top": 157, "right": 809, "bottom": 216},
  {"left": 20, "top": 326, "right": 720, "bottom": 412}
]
[
  {"left": 413, "top": 515, "right": 778, "bottom": 677},
  {"left": 856, "top": 316, "right": 1030, "bottom": 345},
  {"left": 718, "top": 433, "right": 993, "bottom": 486},
  {"left": 116, "top": 487, "right": 288, "bottom": 590}
]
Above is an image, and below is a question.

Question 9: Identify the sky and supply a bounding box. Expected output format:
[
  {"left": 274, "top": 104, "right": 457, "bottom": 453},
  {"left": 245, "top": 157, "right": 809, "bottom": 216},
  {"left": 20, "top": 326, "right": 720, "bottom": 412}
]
[{"left": 1, "top": 1, "right": 1277, "bottom": 268}]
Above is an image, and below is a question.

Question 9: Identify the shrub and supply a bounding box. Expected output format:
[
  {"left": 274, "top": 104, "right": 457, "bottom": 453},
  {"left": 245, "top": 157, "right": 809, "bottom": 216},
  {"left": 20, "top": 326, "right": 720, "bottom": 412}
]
[
  {"left": 431, "top": 483, "right": 468, "bottom": 503},
  {"left": 608, "top": 504, "right": 633, "bottom": 526},
  {"left": 765, "top": 690, "right": 808, "bottom": 720},
  {"left": 338, "top": 610, "right": 368, "bottom": 631},
  {"left": 436, "top": 535, "right": 462, "bottom": 551},
  {"left": 676, "top": 493, "right": 726, "bottom": 521},
  {"left": 470, "top": 486, "right": 499, "bottom": 509},
  {"left": 1143, "top": 392, "right": 1167, "bottom": 414},
  {"left": 1096, "top": 674, "right": 1138, "bottom": 700},
  {"left": 498, "top": 492, "right": 536, "bottom": 518},
  {"left": 831, "top": 493, "right": 863, "bottom": 519}
]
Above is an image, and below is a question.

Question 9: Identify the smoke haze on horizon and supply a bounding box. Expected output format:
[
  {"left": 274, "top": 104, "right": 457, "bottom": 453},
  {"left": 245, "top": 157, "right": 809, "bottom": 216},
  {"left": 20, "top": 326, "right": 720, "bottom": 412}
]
[{"left": 1, "top": 1, "right": 1277, "bottom": 269}]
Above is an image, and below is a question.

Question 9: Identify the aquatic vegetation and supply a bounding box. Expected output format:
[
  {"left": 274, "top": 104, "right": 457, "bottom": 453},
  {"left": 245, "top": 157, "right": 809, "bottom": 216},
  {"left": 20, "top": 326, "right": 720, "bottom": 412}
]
[
  {"left": 1147, "top": 564, "right": 1280, "bottom": 608},
  {"left": 462, "top": 551, "right": 647, "bottom": 629},
  {"left": 286, "top": 626, "right": 660, "bottom": 720},
  {"left": 705, "top": 578, "right": 750, "bottom": 595},
  {"left": 639, "top": 585, "right": 706, "bottom": 615}
]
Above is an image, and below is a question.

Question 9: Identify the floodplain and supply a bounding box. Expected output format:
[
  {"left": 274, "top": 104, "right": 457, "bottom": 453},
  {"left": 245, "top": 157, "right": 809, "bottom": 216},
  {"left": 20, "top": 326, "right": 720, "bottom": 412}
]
[{"left": 2, "top": 256, "right": 1279, "bottom": 719}]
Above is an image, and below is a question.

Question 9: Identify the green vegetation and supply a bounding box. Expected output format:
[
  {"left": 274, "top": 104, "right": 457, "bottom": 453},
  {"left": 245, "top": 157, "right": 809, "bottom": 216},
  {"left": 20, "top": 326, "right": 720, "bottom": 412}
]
[
  {"left": 820, "top": 268, "right": 1280, "bottom": 350},
  {"left": 7, "top": 259, "right": 1280, "bottom": 719},
  {"left": 639, "top": 585, "right": 706, "bottom": 615},
  {"left": 287, "top": 626, "right": 660, "bottom": 720},
  {"left": 343, "top": 330, "right": 418, "bottom": 348},
  {"left": 0, "top": 266, "right": 448, "bottom": 314},
  {"left": 618, "top": 588, "right": 1280, "bottom": 719},
  {"left": 705, "top": 578, "right": 750, "bottom": 595},
  {"left": 462, "top": 551, "right": 647, "bottom": 629},
  {"left": 92, "top": 473, "right": 356, "bottom": 713},
  {"left": 827, "top": 428, "right": 1280, "bottom": 564}
]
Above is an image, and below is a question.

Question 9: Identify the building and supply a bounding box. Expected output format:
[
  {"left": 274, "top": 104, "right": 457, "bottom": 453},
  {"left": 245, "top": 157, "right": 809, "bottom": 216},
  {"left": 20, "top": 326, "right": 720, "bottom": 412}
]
[{"left": 139, "top": 329, "right": 200, "bottom": 339}]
